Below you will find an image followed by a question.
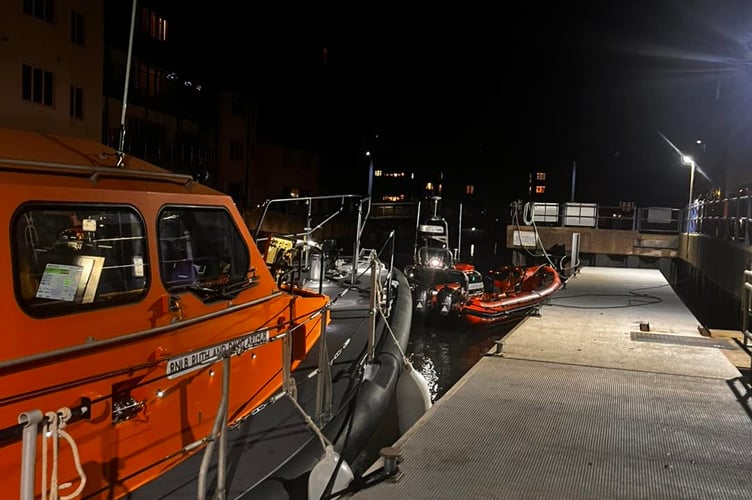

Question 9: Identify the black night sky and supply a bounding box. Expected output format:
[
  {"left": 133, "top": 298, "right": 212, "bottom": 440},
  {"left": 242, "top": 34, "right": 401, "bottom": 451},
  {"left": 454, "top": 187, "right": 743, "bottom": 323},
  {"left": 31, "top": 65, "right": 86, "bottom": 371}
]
[{"left": 170, "top": 1, "right": 752, "bottom": 208}]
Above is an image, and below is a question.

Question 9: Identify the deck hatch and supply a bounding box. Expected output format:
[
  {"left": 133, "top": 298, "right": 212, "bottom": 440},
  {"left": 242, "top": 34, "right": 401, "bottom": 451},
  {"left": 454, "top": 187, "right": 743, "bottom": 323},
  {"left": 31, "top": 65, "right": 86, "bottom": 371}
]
[{"left": 630, "top": 331, "right": 734, "bottom": 350}]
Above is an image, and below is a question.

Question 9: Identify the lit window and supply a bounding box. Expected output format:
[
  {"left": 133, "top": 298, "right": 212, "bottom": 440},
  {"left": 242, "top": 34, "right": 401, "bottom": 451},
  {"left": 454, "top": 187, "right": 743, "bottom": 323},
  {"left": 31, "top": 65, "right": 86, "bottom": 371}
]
[
  {"left": 138, "top": 8, "right": 168, "bottom": 41},
  {"left": 535, "top": 185, "right": 545, "bottom": 194},
  {"left": 536, "top": 172, "right": 546, "bottom": 181},
  {"left": 382, "top": 195, "right": 406, "bottom": 202},
  {"left": 374, "top": 170, "right": 383, "bottom": 177},
  {"left": 466, "top": 185, "right": 475, "bottom": 195},
  {"left": 426, "top": 182, "right": 433, "bottom": 191}
]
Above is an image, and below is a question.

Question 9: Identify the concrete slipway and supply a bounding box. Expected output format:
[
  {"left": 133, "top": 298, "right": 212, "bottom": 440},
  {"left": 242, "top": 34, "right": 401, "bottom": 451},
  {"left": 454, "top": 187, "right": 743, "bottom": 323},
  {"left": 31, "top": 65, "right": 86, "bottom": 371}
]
[{"left": 348, "top": 267, "right": 752, "bottom": 500}]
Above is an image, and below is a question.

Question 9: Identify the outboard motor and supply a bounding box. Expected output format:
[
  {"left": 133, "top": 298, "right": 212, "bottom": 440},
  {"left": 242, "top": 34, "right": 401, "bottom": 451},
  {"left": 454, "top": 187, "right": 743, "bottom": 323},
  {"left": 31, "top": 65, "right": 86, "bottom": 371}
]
[
  {"left": 414, "top": 287, "right": 429, "bottom": 312},
  {"left": 436, "top": 286, "right": 454, "bottom": 315}
]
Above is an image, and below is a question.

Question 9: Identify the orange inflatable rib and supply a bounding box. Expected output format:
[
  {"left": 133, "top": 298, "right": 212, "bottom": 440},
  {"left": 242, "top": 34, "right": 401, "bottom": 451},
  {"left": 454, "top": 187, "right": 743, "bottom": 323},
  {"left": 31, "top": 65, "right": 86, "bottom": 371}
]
[{"left": 461, "top": 265, "right": 563, "bottom": 324}]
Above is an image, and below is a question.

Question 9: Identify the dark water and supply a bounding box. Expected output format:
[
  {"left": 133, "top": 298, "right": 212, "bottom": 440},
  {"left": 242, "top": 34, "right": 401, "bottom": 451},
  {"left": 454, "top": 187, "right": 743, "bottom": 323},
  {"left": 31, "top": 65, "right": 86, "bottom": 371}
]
[
  {"left": 350, "top": 238, "right": 519, "bottom": 474},
  {"left": 394, "top": 234, "right": 518, "bottom": 403},
  {"left": 352, "top": 312, "right": 520, "bottom": 478},
  {"left": 398, "top": 236, "right": 518, "bottom": 402},
  {"left": 406, "top": 315, "right": 519, "bottom": 402},
  {"left": 668, "top": 259, "right": 743, "bottom": 331}
]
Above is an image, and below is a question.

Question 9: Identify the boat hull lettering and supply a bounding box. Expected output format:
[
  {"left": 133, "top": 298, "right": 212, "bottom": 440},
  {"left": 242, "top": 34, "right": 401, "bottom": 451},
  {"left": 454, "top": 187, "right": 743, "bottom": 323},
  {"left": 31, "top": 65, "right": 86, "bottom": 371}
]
[{"left": 166, "top": 330, "right": 269, "bottom": 379}]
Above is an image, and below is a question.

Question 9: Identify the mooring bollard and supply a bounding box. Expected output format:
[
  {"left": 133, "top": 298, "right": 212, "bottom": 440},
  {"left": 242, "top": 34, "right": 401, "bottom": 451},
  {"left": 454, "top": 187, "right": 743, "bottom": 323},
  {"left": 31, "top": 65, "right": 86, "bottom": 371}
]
[{"left": 380, "top": 446, "right": 403, "bottom": 482}]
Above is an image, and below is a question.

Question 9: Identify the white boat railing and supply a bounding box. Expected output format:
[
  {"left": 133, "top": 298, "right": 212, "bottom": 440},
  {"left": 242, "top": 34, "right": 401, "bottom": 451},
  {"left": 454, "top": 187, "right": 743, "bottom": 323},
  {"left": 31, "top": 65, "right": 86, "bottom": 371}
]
[{"left": 252, "top": 193, "right": 400, "bottom": 424}]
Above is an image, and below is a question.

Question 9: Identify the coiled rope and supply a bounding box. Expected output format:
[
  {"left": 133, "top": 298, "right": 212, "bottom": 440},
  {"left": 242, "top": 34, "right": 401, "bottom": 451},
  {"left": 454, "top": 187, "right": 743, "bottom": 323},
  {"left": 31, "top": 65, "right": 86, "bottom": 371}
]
[{"left": 41, "top": 408, "right": 86, "bottom": 500}]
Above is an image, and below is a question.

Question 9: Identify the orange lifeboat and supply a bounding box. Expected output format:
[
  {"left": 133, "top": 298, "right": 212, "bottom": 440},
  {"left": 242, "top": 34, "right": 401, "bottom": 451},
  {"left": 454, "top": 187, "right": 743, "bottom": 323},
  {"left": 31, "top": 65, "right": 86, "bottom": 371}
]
[{"left": 0, "top": 128, "right": 330, "bottom": 498}]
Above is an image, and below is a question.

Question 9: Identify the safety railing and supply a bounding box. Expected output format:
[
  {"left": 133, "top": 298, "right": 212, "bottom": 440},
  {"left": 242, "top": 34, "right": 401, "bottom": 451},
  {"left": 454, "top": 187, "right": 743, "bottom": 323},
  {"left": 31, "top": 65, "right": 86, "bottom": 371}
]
[
  {"left": 685, "top": 194, "right": 752, "bottom": 244},
  {"left": 523, "top": 197, "right": 748, "bottom": 238},
  {"left": 742, "top": 269, "right": 752, "bottom": 372},
  {"left": 525, "top": 201, "right": 682, "bottom": 234}
]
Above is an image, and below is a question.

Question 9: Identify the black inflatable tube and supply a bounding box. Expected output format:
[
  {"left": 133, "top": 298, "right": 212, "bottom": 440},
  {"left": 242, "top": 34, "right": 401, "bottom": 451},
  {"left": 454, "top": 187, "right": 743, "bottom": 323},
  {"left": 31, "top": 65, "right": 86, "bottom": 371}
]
[{"left": 333, "top": 267, "right": 413, "bottom": 462}]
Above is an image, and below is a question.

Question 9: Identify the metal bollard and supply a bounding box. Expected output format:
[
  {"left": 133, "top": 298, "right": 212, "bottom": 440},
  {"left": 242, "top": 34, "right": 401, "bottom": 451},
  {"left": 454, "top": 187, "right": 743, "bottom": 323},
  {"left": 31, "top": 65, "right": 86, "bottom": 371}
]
[{"left": 380, "top": 446, "right": 403, "bottom": 482}]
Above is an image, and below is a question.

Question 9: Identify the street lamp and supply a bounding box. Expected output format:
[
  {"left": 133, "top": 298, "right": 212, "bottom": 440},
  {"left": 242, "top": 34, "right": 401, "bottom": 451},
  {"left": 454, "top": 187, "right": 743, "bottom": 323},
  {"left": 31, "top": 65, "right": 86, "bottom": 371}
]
[
  {"left": 365, "top": 150, "right": 373, "bottom": 197},
  {"left": 681, "top": 154, "right": 696, "bottom": 209}
]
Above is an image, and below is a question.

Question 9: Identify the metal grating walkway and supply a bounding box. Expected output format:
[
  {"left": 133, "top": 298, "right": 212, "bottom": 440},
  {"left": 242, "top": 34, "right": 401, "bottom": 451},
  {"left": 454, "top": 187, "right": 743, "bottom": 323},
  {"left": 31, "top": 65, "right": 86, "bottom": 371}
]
[
  {"left": 350, "top": 267, "right": 752, "bottom": 500},
  {"left": 351, "top": 358, "right": 752, "bottom": 499}
]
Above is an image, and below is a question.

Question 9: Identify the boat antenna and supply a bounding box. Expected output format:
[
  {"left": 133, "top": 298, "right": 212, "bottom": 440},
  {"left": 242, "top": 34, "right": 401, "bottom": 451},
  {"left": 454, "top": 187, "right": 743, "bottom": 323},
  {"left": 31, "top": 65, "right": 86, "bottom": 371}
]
[{"left": 116, "top": 0, "right": 138, "bottom": 167}]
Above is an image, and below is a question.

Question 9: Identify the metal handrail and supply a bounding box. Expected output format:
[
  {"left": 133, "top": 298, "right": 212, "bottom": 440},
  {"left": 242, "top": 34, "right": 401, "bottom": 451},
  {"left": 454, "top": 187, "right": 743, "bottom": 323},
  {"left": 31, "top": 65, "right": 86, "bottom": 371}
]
[
  {"left": 0, "top": 157, "right": 195, "bottom": 186},
  {"left": 0, "top": 292, "right": 282, "bottom": 374},
  {"left": 253, "top": 194, "right": 363, "bottom": 241},
  {"left": 742, "top": 269, "right": 752, "bottom": 351}
]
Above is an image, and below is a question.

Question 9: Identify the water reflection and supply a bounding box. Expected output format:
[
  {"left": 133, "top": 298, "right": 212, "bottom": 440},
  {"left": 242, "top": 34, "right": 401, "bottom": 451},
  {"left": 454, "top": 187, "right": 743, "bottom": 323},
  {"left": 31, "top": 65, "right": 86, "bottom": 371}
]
[{"left": 406, "top": 316, "right": 520, "bottom": 402}]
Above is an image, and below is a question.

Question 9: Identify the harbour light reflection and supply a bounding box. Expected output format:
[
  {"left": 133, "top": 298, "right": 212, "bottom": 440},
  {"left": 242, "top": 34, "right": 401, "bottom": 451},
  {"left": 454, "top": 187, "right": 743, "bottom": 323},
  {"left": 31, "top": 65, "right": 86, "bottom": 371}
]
[{"left": 406, "top": 317, "right": 519, "bottom": 403}]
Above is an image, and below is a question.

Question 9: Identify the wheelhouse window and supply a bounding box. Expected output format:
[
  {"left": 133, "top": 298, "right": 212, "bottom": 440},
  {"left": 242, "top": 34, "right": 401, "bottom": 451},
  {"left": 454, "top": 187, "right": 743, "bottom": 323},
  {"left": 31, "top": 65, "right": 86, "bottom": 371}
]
[
  {"left": 13, "top": 205, "right": 149, "bottom": 317},
  {"left": 158, "top": 207, "right": 250, "bottom": 300}
]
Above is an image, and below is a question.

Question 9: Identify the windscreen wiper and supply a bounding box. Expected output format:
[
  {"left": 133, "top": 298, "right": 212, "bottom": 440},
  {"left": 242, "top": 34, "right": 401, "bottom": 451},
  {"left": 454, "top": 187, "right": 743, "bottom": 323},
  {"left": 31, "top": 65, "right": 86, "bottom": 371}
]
[{"left": 188, "top": 275, "right": 260, "bottom": 301}]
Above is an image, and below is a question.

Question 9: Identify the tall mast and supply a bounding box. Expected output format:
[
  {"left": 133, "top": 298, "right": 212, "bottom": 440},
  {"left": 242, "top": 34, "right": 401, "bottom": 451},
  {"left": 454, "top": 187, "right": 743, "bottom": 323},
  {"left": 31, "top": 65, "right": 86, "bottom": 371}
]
[{"left": 116, "top": 0, "right": 138, "bottom": 167}]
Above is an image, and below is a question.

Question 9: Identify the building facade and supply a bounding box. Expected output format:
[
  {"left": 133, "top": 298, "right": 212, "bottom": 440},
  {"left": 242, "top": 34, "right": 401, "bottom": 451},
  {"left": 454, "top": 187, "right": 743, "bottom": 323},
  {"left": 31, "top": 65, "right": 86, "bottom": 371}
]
[
  {"left": 0, "top": 0, "right": 103, "bottom": 140},
  {"left": 0, "top": 0, "right": 321, "bottom": 210}
]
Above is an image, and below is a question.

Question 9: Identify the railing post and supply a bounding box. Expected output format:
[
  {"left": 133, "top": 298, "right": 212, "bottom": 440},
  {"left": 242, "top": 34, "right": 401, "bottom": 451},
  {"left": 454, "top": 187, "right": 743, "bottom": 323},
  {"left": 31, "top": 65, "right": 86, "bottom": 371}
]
[
  {"left": 352, "top": 202, "right": 363, "bottom": 285},
  {"left": 19, "top": 409, "right": 43, "bottom": 500},
  {"left": 386, "top": 232, "right": 395, "bottom": 316},
  {"left": 570, "top": 233, "right": 581, "bottom": 278},
  {"left": 315, "top": 310, "right": 332, "bottom": 425},
  {"left": 216, "top": 356, "right": 230, "bottom": 499},
  {"left": 368, "top": 258, "right": 378, "bottom": 362},
  {"left": 594, "top": 204, "right": 599, "bottom": 230},
  {"left": 742, "top": 269, "right": 752, "bottom": 360},
  {"left": 746, "top": 196, "right": 751, "bottom": 244},
  {"left": 197, "top": 356, "right": 230, "bottom": 500},
  {"left": 282, "top": 330, "right": 296, "bottom": 399}
]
